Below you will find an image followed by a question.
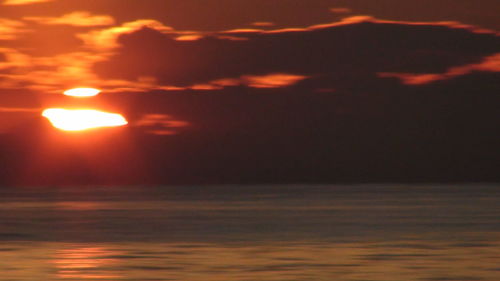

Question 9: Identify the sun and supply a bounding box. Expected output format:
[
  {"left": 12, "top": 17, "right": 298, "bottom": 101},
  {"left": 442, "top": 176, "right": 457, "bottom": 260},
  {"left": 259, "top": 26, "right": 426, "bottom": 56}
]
[
  {"left": 42, "top": 108, "right": 128, "bottom": 132},
  {"left": 64, "top": 88, "right": 101, "bottom": 98}
]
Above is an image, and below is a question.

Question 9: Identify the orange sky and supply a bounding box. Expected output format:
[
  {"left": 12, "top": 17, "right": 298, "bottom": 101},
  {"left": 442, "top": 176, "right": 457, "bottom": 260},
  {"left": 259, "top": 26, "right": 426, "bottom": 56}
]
[{"left": 0, "top": 0, "right": 498, "bottom": 184}]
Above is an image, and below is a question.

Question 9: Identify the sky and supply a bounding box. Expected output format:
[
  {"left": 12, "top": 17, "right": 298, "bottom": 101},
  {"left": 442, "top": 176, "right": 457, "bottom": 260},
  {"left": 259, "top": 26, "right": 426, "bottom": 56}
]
[{"left": 0, "top": 0, "right": 499, "bottom": 185}]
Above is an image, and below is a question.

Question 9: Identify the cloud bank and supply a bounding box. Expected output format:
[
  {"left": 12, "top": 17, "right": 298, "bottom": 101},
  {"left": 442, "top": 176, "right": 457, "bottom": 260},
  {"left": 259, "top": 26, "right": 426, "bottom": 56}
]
[{"left": 92, "top": 17, "right": 500, "bottom": 92}]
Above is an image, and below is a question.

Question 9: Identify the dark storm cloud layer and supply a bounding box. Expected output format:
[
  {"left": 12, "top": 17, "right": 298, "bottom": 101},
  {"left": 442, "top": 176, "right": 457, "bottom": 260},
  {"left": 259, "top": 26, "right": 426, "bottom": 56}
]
[{"left": 94, "top": 18, "right": 500, "bottom": 88}]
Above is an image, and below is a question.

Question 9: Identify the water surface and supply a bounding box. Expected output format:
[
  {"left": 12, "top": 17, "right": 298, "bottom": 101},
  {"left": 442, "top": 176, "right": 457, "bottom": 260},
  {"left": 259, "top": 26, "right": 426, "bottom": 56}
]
[{"left": 0, "top": 184, "right": 498, "bottom": 280}]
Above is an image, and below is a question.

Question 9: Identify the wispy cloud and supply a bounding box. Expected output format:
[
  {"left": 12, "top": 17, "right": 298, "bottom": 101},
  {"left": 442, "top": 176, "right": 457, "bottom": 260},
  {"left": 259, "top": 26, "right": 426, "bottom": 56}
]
[
  {"left": 0, "top": 107, "right": 39, "bottom": 112},
  {"left": 78, "top": 19, "right": 173, "bottom": 50},
  {"left": 135, "top": 114, "right": 189, "bottom": 135},
  {"left": 379, "top": 53, "right": 500, "bottom": 85},
  {"left": 25, "top": 11, "right": 115, "bottom": 27},
  {"left": 0, "top": 18, "right": 28, "bottom": 40},
  {"left": 0, "top": 48, "right": 29, "bottom": 71},
  {"left": 330, "top": 7, "right": 352, "bottom": 14},
  {"left": 0, "top": 19, "right": 175, "bottom": 93},
  {"left": 243, "top": 74, "right": 308, "bottom": 89},
  {"left": 3, "top": 0, "right": 53, "bottom": 6},
  {"left": 250, "top": 22, "right": 275, "bottom": 27}
]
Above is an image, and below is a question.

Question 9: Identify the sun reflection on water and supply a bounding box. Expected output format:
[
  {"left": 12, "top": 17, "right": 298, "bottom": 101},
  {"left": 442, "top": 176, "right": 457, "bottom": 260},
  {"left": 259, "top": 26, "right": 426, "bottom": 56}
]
[{"left": 53, "top": 246, "right": 123, "bottom": 279}]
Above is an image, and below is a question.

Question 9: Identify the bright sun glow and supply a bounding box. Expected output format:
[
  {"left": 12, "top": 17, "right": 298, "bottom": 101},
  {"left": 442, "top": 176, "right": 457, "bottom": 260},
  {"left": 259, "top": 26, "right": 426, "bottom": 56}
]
[
  {"left": 64, "top": 88, "right": 101, "bottom": 98},
  {"left": 42, "top": 108, "right": 128, "bottom": 131}
]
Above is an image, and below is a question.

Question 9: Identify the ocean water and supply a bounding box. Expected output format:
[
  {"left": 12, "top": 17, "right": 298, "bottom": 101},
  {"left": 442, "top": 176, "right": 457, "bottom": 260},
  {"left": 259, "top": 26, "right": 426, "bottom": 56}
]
[{"left": 0, "top": 184, "right": 498, "bottom": 281}]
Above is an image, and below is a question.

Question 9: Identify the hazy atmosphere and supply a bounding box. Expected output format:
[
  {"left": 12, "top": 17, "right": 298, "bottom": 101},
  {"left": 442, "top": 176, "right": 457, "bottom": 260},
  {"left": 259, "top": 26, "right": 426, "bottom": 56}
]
[
  {"left": 0, "top": 1, "right": 498, "bottom": 280},
  {"left": 0, "top": 0, "right": 498, "bottom": 185}
]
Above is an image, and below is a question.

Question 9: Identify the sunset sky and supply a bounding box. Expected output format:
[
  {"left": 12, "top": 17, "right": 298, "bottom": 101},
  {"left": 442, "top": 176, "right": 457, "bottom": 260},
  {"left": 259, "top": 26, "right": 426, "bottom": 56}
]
[{"left": 0, "top": 0, "right": 498, "bottom": 185}]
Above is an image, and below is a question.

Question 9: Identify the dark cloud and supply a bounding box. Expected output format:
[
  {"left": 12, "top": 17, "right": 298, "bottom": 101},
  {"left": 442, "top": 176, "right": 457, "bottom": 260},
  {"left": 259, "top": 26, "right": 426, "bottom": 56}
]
[{"left": 94, "top": 18, "right": 500, "bottom": 89}]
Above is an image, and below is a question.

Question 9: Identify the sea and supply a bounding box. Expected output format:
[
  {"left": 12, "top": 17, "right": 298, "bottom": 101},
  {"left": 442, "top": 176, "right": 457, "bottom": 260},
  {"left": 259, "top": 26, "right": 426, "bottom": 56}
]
[{"left": 0, "top": 184, "right": 498, "bottom": 281}]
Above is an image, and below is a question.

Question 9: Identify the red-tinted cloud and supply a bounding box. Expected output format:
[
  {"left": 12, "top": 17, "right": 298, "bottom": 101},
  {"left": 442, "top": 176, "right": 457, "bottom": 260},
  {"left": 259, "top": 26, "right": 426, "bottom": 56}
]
[
  {"left": 134, "top": 114, "right": 189, "bottom": 135},
  {"left": 330, "top": 7, "right": 352, "bottom": 14},
  {"left": 0, "top": 18, "right": 27, "bottom": 40},
  {"left": 379, "top": 53, "right": 500, "bottom": 85},
  {"left": 24, "top": 11, "right": 115, "bottom": 27},
  {"left": 3, "top": 0, "right": 53, "bottom": 5}
]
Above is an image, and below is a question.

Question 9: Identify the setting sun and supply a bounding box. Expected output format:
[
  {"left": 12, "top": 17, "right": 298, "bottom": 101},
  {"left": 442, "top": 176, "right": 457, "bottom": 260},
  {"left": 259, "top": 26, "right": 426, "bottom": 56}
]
[
  {"left": 42, "top": 108, "right": 128, "bottom": 131},
  {"left": 64, "top": 88, "right": 101, "bottom": 98}
]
